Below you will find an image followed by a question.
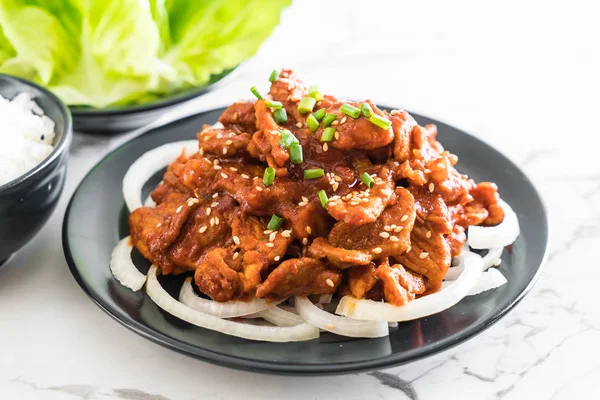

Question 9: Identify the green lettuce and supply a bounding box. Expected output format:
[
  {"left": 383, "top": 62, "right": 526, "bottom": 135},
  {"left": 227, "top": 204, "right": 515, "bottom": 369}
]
[{"left": 0, "top": 0, "right": 290, "bottom": 108}]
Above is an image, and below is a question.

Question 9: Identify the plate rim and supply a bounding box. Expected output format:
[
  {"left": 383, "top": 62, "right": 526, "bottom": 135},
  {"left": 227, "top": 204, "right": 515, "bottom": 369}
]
[{"left": 62, "top": 107, "right": 550, "bottom": 375}]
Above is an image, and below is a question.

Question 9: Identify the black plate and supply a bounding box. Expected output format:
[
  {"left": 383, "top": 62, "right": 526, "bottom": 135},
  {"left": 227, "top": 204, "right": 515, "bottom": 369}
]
[{"left": 62, "top": 107, "right": 549, "bottom": 375}]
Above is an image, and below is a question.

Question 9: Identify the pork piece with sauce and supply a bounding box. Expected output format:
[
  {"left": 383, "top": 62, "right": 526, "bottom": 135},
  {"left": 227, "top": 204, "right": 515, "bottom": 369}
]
[{"left": 128, "top": 68, "right": 504, "bottom": 306}]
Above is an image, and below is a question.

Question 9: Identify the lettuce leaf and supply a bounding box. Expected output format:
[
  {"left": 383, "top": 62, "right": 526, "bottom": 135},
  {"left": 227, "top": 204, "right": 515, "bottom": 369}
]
[{"left": 0, "top": 0, "right": 290, "bottom": 108}]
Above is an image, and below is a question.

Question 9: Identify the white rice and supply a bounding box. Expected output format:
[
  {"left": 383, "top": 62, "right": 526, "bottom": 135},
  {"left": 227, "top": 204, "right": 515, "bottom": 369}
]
[{"left": 0, "top": 93, "right": 55, "bottom": 186}]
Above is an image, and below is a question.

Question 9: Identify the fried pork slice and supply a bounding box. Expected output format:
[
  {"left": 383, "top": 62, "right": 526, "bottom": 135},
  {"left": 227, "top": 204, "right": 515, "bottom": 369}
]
[
  {"left": 348, "top": 263, "right": 379, "bottom": 298},
  {"left": 309, "top": 238, "right": 373, "bottom": 268},
  {"left": 231, "top": 214, "right": 293, "bottom": 293},
  {"left": 393, "top": 219, "right": 451, "bottom": 293},
  {"left": 194, "top": 248, "right": 241, "bottom": 302},
  {"left": 469, "top": 182, "right": 504, "bottom": 226},
  {"left": 253, "top": 99, "right": 290, "bottom": 167},
  {"left": 268, "top": 68, "right": 307, "bottom": 123},
  {"left": 197, "top": 125, "right": 251, "bottom": 157},
  {"left": 218, "top": 101, "right": 257, "bottom": 132},
  {"left": 391, "top": 110, "right": 418, "bottom": 162},
  {"left": 326, "top": 168, "right": 396, "bottom": 225},
  {"left": 374, "top": 262, "right": 426, "bottom": 306},
  {"left": 256, "top": 258, "right": 342, "bottom": 299}
]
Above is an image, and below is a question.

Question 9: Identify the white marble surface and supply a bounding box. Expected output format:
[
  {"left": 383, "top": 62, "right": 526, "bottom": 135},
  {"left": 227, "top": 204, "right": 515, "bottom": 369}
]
[{"left": 1, "top": 1, "right": 599, "bottom": 399}]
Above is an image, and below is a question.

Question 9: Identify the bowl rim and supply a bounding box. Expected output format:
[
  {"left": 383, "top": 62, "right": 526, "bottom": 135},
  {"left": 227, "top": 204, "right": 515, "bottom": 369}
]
[{"left": 0, "top": 73, "right": 73, "bottom": 192}]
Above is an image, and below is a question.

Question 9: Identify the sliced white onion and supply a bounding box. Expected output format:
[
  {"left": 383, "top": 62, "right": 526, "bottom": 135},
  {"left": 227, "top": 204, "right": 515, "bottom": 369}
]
[
  {"left": 146, "top": 266, "right": 319, "bottom": 342},
  {"left": 123, "top": 140, "right": 198, "bottom": 212},
  {"left": 295, "top": 296, "right": 389, "bottom": 338},
  {"left": 109, "top": 236, "right": 146, "bottom": 291},
  {"left": 336, "top": 251, "right": 483, "bottom": 322},
  {"left": 255, "top": 306, "right": 305, "bottom": 327},
  {"left": 483, "top": 247, "right": 503, "bottom": 270},
  {"left": 468, "top": 199, "right": 519, "bottom": 249},
  {"left": 468, "top": 268, "right": 507, "bottom": 296},
  {"left": 317, "top": 294, "right": 333, "bottom": 304},
  {"left": 179, "top": 277, "right": 282, "bottom": 318}
]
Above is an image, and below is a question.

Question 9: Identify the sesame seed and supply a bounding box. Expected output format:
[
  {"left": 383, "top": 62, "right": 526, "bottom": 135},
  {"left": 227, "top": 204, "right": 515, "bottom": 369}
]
[
  {"left": 213, "top": 159, "right": 220, "bottom": 165},
  {"left": 334, "top": 175, "right": 342, "bottom": 182},
  {"left": 394, "top": 227, "right": 403, "bottom": 233},
  {"left": 221, "top": 173, "right": 228, "bottom": 179},
  {"left": 232, "top": 252, "right": 239, "bottom": 260},
  {"left": 233, "top": 236, "right": 240, "bottom": 245},
  {"left": 391, "top": 224, "right": 397, "bottom": 228},
  {"left": 494, "top": 259, "right": 502, "bottom": 266},
  {"left": 298, "top": 201, "right": 307, "bottom": 207},
  {"left": 222, "top": 148, "right": 228, "bottom": 155},
  {"left": 437, "top": 163, "right": 446, "bottom": 169},
  {"left": 296, "top": 122, "right": 303, "bottom": 128},
  {"left": 241, "top": 174, "right": 250, "bottom": 179},
  {"left": 302, "top": 196, "right": 309, "bottom": 203},
  {"left": 281, "top": 230, "right": 292, "bottom": 238},
  {"left": 206, "top": 207, "right": 211, "bottom": 215},
  {"left": 199, "top": 226, "right": 207, "bottom": 233},
  {"left": 340, "top": 116, "right": 347, "bottom": 124},
  {"left": 384, "top": 225, "right": 392, "bottom": 232},
  {"left": 187, "top": 198, "right": 199, "bottom": 206},
  {"left": 406, "top": 246, "right": 411, "bottom": 253},
  {"left": 323, "top": 143, "right": 328, "bottom": 152},
  {"left": 211, "top": 202, "right": 219, "bottom": 207},
  {"left": 429, "top": 183, "right": 434, "bottom": 193},
  {"left": 225, "top": 140, "right": 233, "bottom": 145},
  {"left": 156, "top": 223, "right": 162, "bottom": 228},
  {"left": 274, "top": 256, "right": 281, "bottom": 262},
  {"left": 215, "top": 217, "right": 220, "bottom": 225},
  {"left": 212, "top": 193, "right": 219, "bottom": 198},
  {"left": 334, "top": 131, "right": 340, "bottom": 140},
  {"left": 271, "top": 130, "right": 279, "bottom": 135},
  {"left": 264, "top": 230, "right": 273, "bottom": 234},
  {"left": 269, "top": 232, "right": 277, "bottom": 242},
  {"left": 229, "top": 167, "right": 238, "bottom": 171},
  {"left": 380, "top": 232, "right": 390, "bottom": 238},
  {"left": 424, "top": 169, "right": 431, "bottom": 174},
  {"left": 213, "top": 165, "right": 222, "bottom": 170},
  {"left": 176, "top": 205, "right": 183, "bottom": 213},
  {"left": 306, "top": 226, "right": 312, "bottom": 234},
  {"left": 265, "top": 242, "right": 275, "bottom": 248},
  {"left": 210, "top": 218, "right": 215, "bottom": 226},
  {"left": 350, "top": 201, "right": 360, "bottom": 206},
  {"left": 332, "top": 120, "right": 339, "bottom": 126},
  {"left": 199, "top": 147, "right": 204, "bottom": 155},
  {"left": 372, "top": 247, "right": 383, "bottom": 254},
  {"left": 361, "top": 198, "right": 369, "bottom": 203},
  {"left": 426, "top": 231, "right": 432, "bottom": 238},
  {"left": 203, "top": 136, "right": 210, "bottom": 141},
  {"left": 256, "top": 186, "right": 263, "bottom": 192},
  {"left": 419, "top": 252, "right": 429, "bottom": 259},
  {"left": 326, "top": 279, "right": 334, "bottom": 287},
  {"left": 401, "top": 215, "right": 409, "bottom": 222},
  {"left": 391, "top": 109, "right": 398, "bottom": 115},
  {"left": 302, "top": 238, "right": 308, "bottom": 245},
  {"left": 332, "top": 182, "right": 339, "bottom": 191},
  {"left": 390, "top": 236, "right": 399, "bottom": 242}
]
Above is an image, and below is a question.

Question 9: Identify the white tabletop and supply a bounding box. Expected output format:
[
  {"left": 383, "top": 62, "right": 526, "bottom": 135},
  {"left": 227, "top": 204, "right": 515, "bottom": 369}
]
[{"left": 1, "top": 1, "right": 599, "bottom": 399}]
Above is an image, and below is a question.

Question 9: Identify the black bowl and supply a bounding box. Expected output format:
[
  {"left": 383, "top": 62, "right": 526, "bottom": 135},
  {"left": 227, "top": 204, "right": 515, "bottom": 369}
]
[
  {"left": 70, "top": 67, "right": 237, "bottom": 134},
  {"left": 0, "top": 74, "right": 72, "bottom": 265}
]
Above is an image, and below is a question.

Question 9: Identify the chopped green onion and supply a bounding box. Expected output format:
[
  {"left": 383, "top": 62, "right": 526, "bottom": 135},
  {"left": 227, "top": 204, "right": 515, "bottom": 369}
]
[
  {"left": 267, "top": 214, "right": 283, "bottom": 230},
  {"left": 361, "top": 172, "right": 375, "bottom": 188},
  {"left": 279, "top": 129, "right": 299, "bottom": 148},
  {"left": 322, "top": 113, "right": 337, "bottom": 127},
  {"left": 317, "top": 190, "right": 329, "bottom": 208},
  {"left": 290, "top": 143, "right": 303, "bottom": 164},
  {"left": 308, "top": 85, "right": 324, "bottom": 101},
  {"left": 265, "top": 100, "right": 283, "bottom": 109},
  {"left": 298, "top": 97, "right": 316, "bottom": 114},
  {"left": 269, "top": 70, "right": 278, "bottom": 82},
  {"left": 340, "top": 103, "right": 361, "bottom": 118},
  {"left": 306, "top": 114, "right": 319, "bottom": 132},
  {"left": 321, "top": 127, "right": 335, "bottom": 142},
  {"left": 250, "top": 86, "right": 263, "bottom": 100},
  {"left": 369, "top": 114, "right": 391, "bottom": 130},
  {"left": 312, "top": 108, "right": 326, "bottom": 121},
  {"left": 360, "top": 103, "right": 373, "bottom": 118},
  {"left": 273, "top": 108, "right": 288, "bottom": 124},
  {"left": 263, "top": 167, "right": 276, "bottom": 186},
  {"left": 304, "top": 168, "right": 325, "bottom": 179}
]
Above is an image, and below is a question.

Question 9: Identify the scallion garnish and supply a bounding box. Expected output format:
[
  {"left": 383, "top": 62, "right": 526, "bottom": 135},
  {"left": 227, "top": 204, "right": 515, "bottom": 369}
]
[
  {"left": 317, "top": 190, "right": 329, "bottom": 208},
  {"left": 306, "top": 114, "right": 319, "bottom": 132},
  {"left": 321, "top": 127, "right": 335, "bottom": 142},
  {"left": 361, "top": 172, "right": 375, "bottom": 188},
  {"left": 369, "top": 114, "right": 391, "bottom": 129},
  {"left": 265, "top": 100, "right": 283, "bottom": 109},
  {"left": 304, "top": 168, "right": 325, "bottom": 179},
  {"left": 308, "top": 85, "right": 324, "bottom": 101},
  {"left": 298, "top": 97, "right": 316, "bottom": 114},
  {"left": 263, "top": 167, "right": 276, "bottom": 186},
  {"left": 279, "top": 129, "right": 299, "bottom": 148},
  {"left": 360, "top": 103, "right": 373, "bottom": 118},
  {"left": 290, "top": 143, "right": 303, "bottom": 164},
  {"left": 267, "top": 214, "right": 283, "bottom": 230},
  {"left": 312, "top": 108, "right": 326, "bottom": 121},
  {"left": 322, "top": 113, "right": 336, "bottom": 127},
  {"left": 250, "top": 86, "right": 263, "bottom": 100},
  {"left": 273, "top": 108, "right": 288, "bottom": 124},
  {"left": 340, "top": 103, "right": 361, "bottom": 118},
  {"left": 269, "top": 70, "right": 278, "bottom": 82}
]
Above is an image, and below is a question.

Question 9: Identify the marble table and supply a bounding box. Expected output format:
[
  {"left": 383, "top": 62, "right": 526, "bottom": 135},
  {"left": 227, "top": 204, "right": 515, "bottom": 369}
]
[{"left": 1, "top": 1, "right": 598, "bottom": 399}]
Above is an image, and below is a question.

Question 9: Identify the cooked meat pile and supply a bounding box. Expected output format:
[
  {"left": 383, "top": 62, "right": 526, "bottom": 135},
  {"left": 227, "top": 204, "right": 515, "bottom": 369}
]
[{"left": 129, "top": 69, "right": 504, "bottom": 306}]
